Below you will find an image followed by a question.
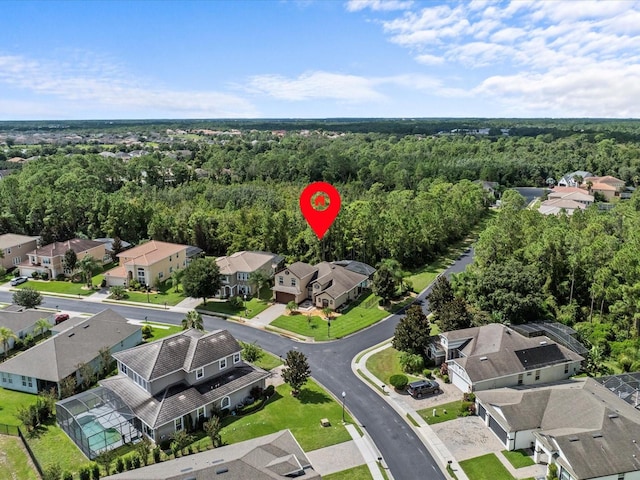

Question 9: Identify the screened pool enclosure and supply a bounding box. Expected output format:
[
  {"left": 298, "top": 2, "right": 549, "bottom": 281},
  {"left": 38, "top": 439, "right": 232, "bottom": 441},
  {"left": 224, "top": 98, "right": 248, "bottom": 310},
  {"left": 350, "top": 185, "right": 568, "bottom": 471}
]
[{"left": 56, "top": 387, "right": 141, "bottom": 459}]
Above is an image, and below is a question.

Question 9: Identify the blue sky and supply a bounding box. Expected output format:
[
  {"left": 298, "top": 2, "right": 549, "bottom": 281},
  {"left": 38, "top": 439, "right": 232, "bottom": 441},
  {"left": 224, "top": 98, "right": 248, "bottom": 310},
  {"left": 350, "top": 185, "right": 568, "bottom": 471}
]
[{"left": 1, "top": 0, "right": 639, "bottom": 119}]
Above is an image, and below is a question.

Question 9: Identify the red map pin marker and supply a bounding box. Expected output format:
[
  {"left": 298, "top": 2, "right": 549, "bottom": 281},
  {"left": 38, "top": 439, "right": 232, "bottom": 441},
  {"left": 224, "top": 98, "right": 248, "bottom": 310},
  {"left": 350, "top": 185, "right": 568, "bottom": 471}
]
[{"left": 300, "top": 182, "right": 341, "bottom": 240}]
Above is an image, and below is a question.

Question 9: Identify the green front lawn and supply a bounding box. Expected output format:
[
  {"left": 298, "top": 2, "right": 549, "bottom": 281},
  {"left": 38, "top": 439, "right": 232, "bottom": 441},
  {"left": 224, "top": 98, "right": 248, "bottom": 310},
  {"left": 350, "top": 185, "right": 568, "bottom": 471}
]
[
  {"left": 14, "top": 279, "right": 95, "bottom": 296},
  {"left": 324, "top": 465, "right": 373, "bottom": 480},
  {"left": 143, "top": 322, "right": 183, "bottom": 341},
  {"left": 192, "top": 380, "right": 353, "bottom": 452},
  {"left": 199, "top": 297, "right": 271, "bottom": 319},
  {"left": 365, "top": 346, "right": 420, "bottom": 385},
  {"left": 0, "top": 436, "right": 39, "bottom": 480},
  {"left": 119, "top": 284, "right": 185, "bottom": 306},
  {"left": 252, "top": 351, "right": 283, "bottom": 371},
  {"left": 417, "top": 400, "right": 466, "bottom": 425},
  {"left": 0, "top": 387, "right": 38, "bottom": 426},
  {"left": 459, "top": 453, "right": 516, "bottom": 480},
  {"left": 271, "top": 293, "right": 388, "bottom": 341},
  {"left": 28, "top": 421, "right": 93, "bottom": 476},
  {"left": 501, "top": 449, "right": 535, "bottom": 468}
]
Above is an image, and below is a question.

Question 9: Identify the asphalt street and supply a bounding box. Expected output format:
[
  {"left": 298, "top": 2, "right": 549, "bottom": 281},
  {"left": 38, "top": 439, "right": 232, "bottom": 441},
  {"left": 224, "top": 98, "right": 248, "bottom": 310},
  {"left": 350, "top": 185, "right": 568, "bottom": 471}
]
[{"left": 0, "top": 250, "right": 474, "bottom": 480}]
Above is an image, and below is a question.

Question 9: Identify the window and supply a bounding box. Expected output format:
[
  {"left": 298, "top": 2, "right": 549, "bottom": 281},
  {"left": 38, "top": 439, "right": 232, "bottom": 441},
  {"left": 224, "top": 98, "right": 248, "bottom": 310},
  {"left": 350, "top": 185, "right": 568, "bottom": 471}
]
[
  {"left": 196, "top": 367, "right": 204, "bottom": 380},
  {"left": 564, "top": 364, "right": 569, "bottom": 374},
  {"left": 174, "top": 417, "right": 183, "bottom": 432},
  {"left": 142, "top": 423, "right": 155, "bottom": 440},
  {"left": 42, "top": 257, "right": 51, "bottom": 265},
  {"left": 4, "top": 248, "right": 10, "bottom": 254},
  {"left": 137, "top": 268, "right": 146, "bottom": 284},
  {"left": 197, "top": 406, "right": 206, "bottom": 419},
  {"left": 535, "top": 370, "right": 540, "bottom": 381},
  {"left": 221, "top": 396, "right": 230, "bottom": 409},
  {"left": 158, "top": 272, "right": 164, "bottom": 279},
  {"left": 169, "top": 255, "right": 172, "bottom": 262},
  {"left": 22, "top": 376, "right": 27, "bottom": 387},
  {"left": 121, "top": 363, "right": 128, "bottom": 375},
  {"left": 278, "top": 276, "right": 284, "bottom": 285},
  {"left": 1, "top": 373, "right": 6, "bottom": 383},
  {"left": 219, "top": 358, "right": 227, "bottom": 370},
  {"left": 12, "top": 257, "right": 20, "bottom": 265},
  {"left": 169, "top": 266, "right": 173, "bottom": 273},
  {"left": 517, "top": 374, "right": 523, "bottom": 385},
  {"left": 233, "top": 353, "right": 241, "bottom": 364},
  {"left": 291, "top": 278, "right": 296, "bottom": 287}
]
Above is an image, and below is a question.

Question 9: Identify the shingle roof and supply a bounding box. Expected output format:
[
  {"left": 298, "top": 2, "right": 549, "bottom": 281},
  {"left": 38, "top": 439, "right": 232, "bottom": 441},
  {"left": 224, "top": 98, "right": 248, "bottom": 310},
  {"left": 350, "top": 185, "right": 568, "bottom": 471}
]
[
  {"left": 477, "top": 378, "right": 640, "bottom": 479},
  {"left": 0, "top": 309, "right": 140, "bottom": 382},
  {"left": 0, "top": 309, "right": 49, "bottom": 333},
  {"left": 0, "top": 233, "right": 39, "bottom": 250},
  {"left": 111, "top": 329, "right": 241, "bottom": 381},
  {"left": 117, "top": 240, "right": 187, "bottom": 267},
  {"left": 444, "top": 324, "right": 583, "bottom": 382},
  {"left": 216, "top": 251, "right": 280, "bottom": 275},
  {"left": 26, "top": 238, "right": 103, "bottom": 257},
  {"left": 103, "top": 429, "right": 319, "bottom": 480},
  {"left": 332, "top": 259, "right": 376, "bottom": 277},
  {"left": 285, "top": 261, "right": 317, "bottom": 280},
  {"left": 100, "top": 366, "right": 269, "bottom": 429},
  {"left": 313, "top": 262, "right": 368, "bottom": 299}
]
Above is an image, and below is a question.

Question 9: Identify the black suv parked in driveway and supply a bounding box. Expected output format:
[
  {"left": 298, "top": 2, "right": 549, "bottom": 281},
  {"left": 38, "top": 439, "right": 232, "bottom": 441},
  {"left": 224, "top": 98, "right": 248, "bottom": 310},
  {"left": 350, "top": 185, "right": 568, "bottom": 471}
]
[{"left": 407, "top": 380, "right": 440, "bottom": 398}]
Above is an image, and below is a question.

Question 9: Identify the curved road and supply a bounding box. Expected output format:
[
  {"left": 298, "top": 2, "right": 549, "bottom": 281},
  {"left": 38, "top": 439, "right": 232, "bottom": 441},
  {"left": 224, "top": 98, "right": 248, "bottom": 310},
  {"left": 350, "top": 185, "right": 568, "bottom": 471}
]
[{"left": 0, "top": 250, "right": 474, "bottom": 480}]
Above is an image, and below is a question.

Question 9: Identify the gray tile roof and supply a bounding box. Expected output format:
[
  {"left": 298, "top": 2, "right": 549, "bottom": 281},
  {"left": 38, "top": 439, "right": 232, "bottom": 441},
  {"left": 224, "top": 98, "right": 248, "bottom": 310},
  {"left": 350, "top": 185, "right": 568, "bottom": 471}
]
[
  {"left": 100, "top": 366, "right": 270, "bottom": 429},
  {"left": 444, "top": 324, "right": 583, "bottom": 383},
  {"left": 103, "top": 429, "right": 319, "bottom": 480},
  {"left": 477, "top": 378, "right": 640, "bottom": 479},
  {"left": 0, "top": 309, "right": 140, "bottom": 382},
  {"left": 111, "top": 329, "right": 241, "bottom": 381}
]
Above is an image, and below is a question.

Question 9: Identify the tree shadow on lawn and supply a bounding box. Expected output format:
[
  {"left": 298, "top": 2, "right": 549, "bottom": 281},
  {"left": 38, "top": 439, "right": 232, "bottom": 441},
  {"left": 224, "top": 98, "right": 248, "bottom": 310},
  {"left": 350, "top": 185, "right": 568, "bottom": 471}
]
[{"left": 297, "top": 388, "right": 331, "bottom": 405}]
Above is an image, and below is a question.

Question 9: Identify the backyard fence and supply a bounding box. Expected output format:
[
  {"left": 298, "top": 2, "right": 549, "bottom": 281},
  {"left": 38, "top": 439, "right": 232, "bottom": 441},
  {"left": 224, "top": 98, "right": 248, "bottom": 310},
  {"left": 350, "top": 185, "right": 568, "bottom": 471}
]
[{"left": 0, "top": 423, "right": 44, "bottom": 477}]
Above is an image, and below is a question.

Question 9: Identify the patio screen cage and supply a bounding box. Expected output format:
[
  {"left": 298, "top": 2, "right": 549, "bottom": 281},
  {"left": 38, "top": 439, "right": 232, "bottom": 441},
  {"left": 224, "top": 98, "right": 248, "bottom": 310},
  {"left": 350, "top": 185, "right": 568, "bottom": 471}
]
[{"left": 56, "top": 387, "right": 140, "bottom": 459}]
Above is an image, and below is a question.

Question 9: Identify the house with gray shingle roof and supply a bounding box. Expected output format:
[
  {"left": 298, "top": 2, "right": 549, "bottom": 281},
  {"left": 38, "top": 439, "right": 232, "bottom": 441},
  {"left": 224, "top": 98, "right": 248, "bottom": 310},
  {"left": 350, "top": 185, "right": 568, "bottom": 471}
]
[
  {"left": 103, "top": 429, "right": 320, "bottom": 479},
  {"left": 216, "top": 250, "right": 284, "bottom": 298},
  {"left": 0, "top": 308, "right": 54, "bottom": 355},
  {"left": 476, "top": 378, "right": 640, "bottom": 480},
  {"left": 0, "top": 309, "right": 141, "bottom": 395},
  {"left": 429, "top": 323, "right": 583, "bottom": 393},
  {"left": 272, "top": 261, "right": 374, "bottom": 310},
  {"left": 100, "top": 328, "right": 269, "bottom": 442}
]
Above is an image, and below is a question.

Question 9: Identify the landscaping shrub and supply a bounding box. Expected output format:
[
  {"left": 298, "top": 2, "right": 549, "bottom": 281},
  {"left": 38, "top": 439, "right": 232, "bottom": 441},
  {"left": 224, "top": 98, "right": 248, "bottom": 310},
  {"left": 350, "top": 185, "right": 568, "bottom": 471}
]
[
  {"left": 152, "top": 447, "right": 161, "bottom": 464},
  {"left": 115, "top": 457, "right": 124, "bottom": 473},
  {"left": 250, "top": 385, "right": 263, "bottom": 398},
  {"left": 79, "top": 466, "right": 90, "bottom": 480},
  {"left": 399, "top": 352, "right": 425, "bottom": 374},
  {"left": 31, "top": 271, "right": 40, "bottom": 279},
  {"left": 24, "top": 333, "right": 35, "bottom": 348},
  {"left": 547, "top": 463, "right": 558, "bottom": 480},
  {"left": 423, "top": 368, "right": 433, "bottom": 379},
  {"left": 141, "top": 324, "right": 153, "bottom": 339},
  {"left": 240, "top": 341, "right": 264, "bottom": 363},
  {"left": 129, "top": 279, "right": 141, "bottom": 291},
  {"left": 91, "top": 463, "right": 100, "bottom": 480},
  {"left": 41, "top": 272, "right": 49, "bottom": 280},
  {"left": 42, "top": 463, "right": 62, "bottom": 480},
  {"left": 56, "top": 274, "right": 66, "bottom": 281},
  {"left": 460, "top": 401, "right": 475, "bottom": 416},
  {"left": 443, "top": 374, "right": 450, "bottom": 383},
  {"left": 110, "top": 285, "right": 127, "bottom": 300},
  {"left": 463, "top": 392, "right": 476, "bottom": 402},
  {"left": 62, "top": 472, "right": 73, "bottom": 480},
  {"left": 219, "top": 408, "right": 230, "bottom": 417},
  {"left": 263, "top": 385, "right": 275, "bottom": 398},
  {"left": 390, "top": 374, "right": 409, "bottom": 390},
  {"left": 229, "top": 295, "right": 244, "bottom": 308},
  {"left": 124, "top": 456, "right": 133, "bottom": 471}
]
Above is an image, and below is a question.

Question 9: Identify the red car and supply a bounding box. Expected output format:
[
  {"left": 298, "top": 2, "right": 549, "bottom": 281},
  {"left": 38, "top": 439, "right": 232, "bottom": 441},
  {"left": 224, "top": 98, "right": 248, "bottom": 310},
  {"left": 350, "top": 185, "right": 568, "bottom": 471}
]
[{"left": 54, "top": 313, "right": 69, "bottom": 325}]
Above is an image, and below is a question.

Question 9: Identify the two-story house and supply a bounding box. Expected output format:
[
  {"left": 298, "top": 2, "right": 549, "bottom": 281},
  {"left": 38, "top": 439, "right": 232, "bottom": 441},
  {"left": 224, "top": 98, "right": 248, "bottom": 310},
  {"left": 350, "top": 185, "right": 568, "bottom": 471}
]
[
  {"left": 99, "top": 329, "right": 270, "bottom": 443},
  {"left": 582, "top": 175, "right": 626, "bottom": 200},
  {"left": 215, "top": 250, "right": 284, "bottom": 298},
  {"left": 273, "top": 261, "right": 373, "bottom": 310},
  {"left": 0, "top": 233, "right": 40, "bottom": 271},
  {"left": 104, "top": 240, "right": 188, "bottom": 287},
  {"left": 18, "top": 238, "right": 106, "bottom": 279},
  {"left": 428, "top": 323, "right": 583, "bottom": 392}
]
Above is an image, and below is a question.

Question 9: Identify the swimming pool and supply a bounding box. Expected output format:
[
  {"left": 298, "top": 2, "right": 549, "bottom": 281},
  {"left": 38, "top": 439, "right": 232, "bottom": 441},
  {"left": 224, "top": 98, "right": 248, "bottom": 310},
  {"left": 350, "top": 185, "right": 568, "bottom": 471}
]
[{"left": 80, "top": 417, "right": 120, "bottom": 452}]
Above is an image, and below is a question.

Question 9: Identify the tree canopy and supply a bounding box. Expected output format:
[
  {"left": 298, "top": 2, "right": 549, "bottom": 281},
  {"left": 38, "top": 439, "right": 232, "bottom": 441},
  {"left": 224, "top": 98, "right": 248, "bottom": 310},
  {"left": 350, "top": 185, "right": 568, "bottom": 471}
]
[
  {"left": 392, "top": 305, "right": 431, "bottom": 358},
  {"left": 181, "top": 258, "right": 221, "bottom": 305}
]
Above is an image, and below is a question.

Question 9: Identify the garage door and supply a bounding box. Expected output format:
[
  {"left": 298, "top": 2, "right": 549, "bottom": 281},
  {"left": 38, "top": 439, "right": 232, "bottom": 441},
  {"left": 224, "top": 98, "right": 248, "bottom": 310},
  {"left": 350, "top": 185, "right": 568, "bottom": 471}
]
[
  {"left": 477, "top": 403, "right": 486, "bottom": 420},
  {"left": 488, "top": 415, "right": 508, "bottom": 445},
  {"left": 276, "top": 292, "right": 295, "bottom": 304}
]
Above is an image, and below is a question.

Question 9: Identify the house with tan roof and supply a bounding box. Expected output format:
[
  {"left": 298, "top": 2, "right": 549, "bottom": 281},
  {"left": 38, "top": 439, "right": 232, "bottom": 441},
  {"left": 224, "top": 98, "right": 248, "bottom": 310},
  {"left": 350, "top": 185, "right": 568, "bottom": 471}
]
[
  {"left": 428, "top": 323, "right": 583, "bottom": 392},
  {"left": 103, "top": 430, "right": 320, "bottom": 479},
  {"left": 0, "top": 233, "right": 40, "bottom": 271},
  {"left": 98, "top": 329, "right": 269, "bottom": 444},
  {"left": 0, "top": 309, "right": 141, "bottom": 395},
  {"left": 273, "top": 261, "right": 373, "bottom": 310},
  {"left": 583, "top": 175, "right": 626, "bottom": 200},
  {"left": 216, "top": 250, "right": 284, "bottom": 298},
  {"left": 475, "top": 378, "right": 640, "bottom": 480},
  {"left": 104, "top": 240, "right": 188, "bottom": 287},
  {"left": 19, "top": 238, "right": 107, "bottom": 279}
]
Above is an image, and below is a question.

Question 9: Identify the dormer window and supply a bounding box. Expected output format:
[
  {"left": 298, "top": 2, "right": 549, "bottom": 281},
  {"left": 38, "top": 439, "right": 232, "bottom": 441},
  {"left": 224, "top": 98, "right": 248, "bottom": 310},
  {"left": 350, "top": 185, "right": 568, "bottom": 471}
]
[{"left": 196, "top": 367, "right": 204, "bottom": 380}]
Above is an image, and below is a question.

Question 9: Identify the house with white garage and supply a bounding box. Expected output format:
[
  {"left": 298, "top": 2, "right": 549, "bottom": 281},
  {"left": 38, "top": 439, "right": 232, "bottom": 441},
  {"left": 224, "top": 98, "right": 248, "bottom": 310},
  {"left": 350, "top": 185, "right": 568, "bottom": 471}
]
[
  {"left": 98, "top": 328, "right": 269, "bottom": 444},
  {"left": 475, "top": 378, "right": 640, "bottom": 480},
  {"left": 428, "top": 323, "right": 583, "bottom": 392},
  {"left": 0, "top": 309, "right": 141, "bottom": 395}
]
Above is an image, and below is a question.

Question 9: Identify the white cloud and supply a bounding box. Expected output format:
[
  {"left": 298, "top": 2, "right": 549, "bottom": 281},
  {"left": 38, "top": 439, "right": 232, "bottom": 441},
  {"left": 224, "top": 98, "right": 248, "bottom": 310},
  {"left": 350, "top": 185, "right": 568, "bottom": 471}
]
[
  {"left": 415, "top": 53, "right": 445, "bottom": 65},
  {"left": 246, "top": 71, "right": 386, "bottom": 102},
  {"left": 0, "top": 54, "right": 258, "bottom": 117},
  {"left": 346, "top": 0, "right": 413, "bottom": 12}
]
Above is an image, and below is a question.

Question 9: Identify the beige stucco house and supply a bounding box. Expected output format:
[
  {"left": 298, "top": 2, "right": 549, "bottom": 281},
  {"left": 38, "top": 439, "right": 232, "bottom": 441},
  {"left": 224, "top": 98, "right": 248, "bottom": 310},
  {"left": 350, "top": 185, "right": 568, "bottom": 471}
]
[
  {"left": 19, "top": 238, "right": 107, "bottom": 279},
  {"left": 216, "top": 250, "right": 284, "bottom": 297},
  {"left": 104, "top": 240, "right": 188, "bottom": 287},
  {"left": 273, "top": 260, "right": 373, "bottom": 310},
  {"left": 583, "top": 175, "right": 626, "bottom": 200},
  {"left": 0, "top": 233, "right": 40, "bottom": 271}
]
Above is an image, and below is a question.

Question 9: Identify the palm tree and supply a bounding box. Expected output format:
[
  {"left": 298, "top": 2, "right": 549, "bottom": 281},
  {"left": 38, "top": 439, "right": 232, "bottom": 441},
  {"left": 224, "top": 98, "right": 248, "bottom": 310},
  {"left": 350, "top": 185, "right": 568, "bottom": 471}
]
[
  {"left": 0, "top": 326, "right": 18, "bottom": 359},
  {"left": 182, "top": 310, "right": 204, "bottom": 331},
  {"left": 170, "top": 269, "right": 185, "bottom": 293},
  {"left": 250, "top": 270, "right": 269, "bottom": 300},
  {"left": 322, "top": 306, "right": 333, "bottom": 321},
  {"left": 286, "top": 301, "right": 298, "bottom": 315},
  {"left": 34, "top": 318, "right": 52, "bottom": 338},
  {"left": 78, "top": 255, "right": 100, "bottom": 287}
]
